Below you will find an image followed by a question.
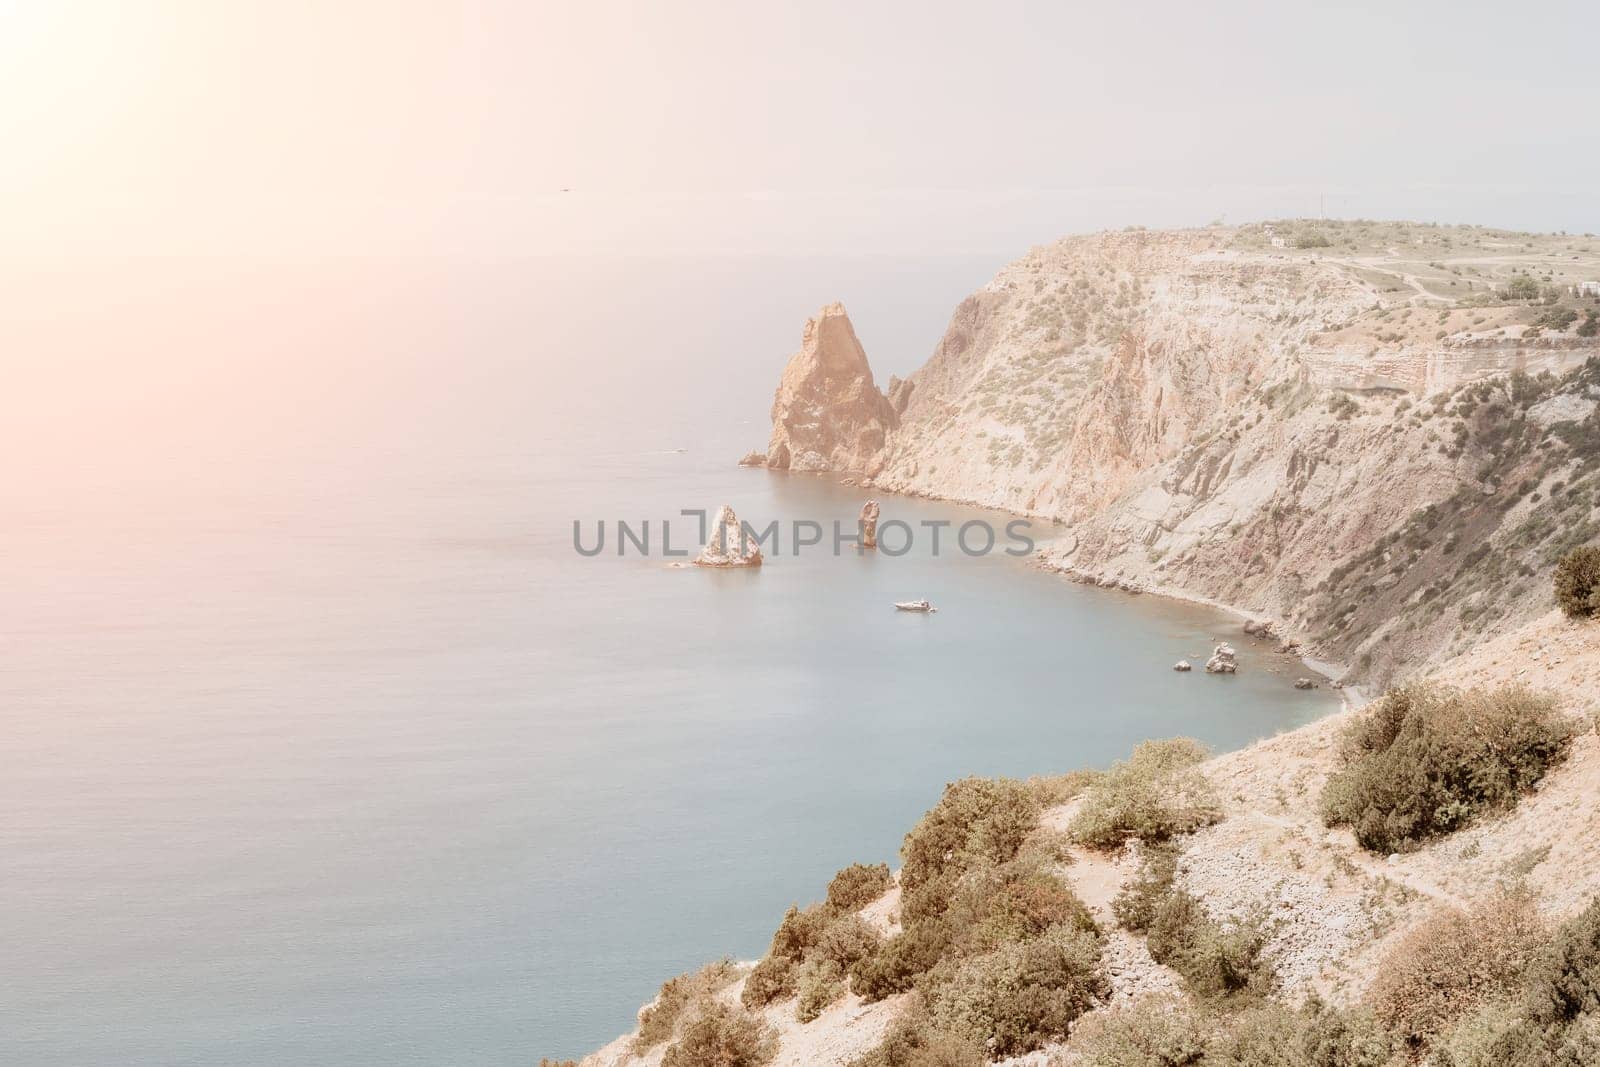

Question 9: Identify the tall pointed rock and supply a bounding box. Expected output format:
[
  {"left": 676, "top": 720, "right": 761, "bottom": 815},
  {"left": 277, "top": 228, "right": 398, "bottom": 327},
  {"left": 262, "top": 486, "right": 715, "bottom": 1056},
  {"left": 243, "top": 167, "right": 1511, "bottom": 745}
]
[{"left": 766, "top": 303, "right": 897, "bottom": 476}]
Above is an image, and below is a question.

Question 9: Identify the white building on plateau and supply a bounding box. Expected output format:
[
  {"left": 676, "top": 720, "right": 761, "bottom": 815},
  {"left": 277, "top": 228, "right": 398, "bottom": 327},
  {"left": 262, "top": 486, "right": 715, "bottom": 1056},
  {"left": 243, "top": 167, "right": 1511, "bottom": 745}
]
[{"left": 1578, "top": 281, "right": 1600, "bottom": 298}]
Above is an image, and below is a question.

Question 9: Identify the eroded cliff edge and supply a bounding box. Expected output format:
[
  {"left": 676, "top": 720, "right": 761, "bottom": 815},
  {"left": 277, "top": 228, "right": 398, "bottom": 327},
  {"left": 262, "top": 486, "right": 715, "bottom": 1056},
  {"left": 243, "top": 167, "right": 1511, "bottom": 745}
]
[{"left": 762, "top": 222, "right": 1600, "bottom": 687}]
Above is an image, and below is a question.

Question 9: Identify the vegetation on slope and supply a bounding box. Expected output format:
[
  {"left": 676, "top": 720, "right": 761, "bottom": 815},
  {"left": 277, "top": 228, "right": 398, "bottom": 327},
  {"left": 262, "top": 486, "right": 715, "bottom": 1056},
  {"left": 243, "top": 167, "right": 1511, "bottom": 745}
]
[
  {"left": 1308, "top": 359, "right": 1600, "bottom": 681},
  {"left": 1070, "top": 738, "right": 1222, "bottom": 849},
  {"left": 1320, "top": 683, "right": 1571, "bottom": 853},
  {"left": 1555, "top": 545, "right": 1600, "bottom": 620}
]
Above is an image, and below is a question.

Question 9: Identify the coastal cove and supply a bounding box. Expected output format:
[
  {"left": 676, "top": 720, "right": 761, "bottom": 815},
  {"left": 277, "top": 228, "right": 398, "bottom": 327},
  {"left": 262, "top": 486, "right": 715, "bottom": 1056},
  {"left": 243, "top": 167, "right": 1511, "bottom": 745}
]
[{"left": 522, "top": 458, "right": 1348, "bottom": 1060}]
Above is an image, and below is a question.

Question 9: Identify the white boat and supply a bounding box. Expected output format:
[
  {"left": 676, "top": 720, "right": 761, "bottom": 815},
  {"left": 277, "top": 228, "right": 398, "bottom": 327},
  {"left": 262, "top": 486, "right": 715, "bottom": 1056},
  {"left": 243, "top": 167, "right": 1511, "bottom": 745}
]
[{"left": 894, "top": 599, "right": 936, "bottom": 613}]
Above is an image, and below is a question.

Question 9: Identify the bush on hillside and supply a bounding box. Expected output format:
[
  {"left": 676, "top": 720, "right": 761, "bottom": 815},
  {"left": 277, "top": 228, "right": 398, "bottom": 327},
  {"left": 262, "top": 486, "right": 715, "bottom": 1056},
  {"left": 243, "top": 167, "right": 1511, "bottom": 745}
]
[
  {"left": 923, "top": 925, "right": 1108, "bottom": 1057},
  {"left": 1520, "top": 895, "right": 1600, "bottom": 1033},
  {"left": 1321, "top": 684, "right": 1572, "bottom": 853},
  {"left": 815, "top": 912, "right": 882, "bottom": 970},
  {"left": 1424, "top": 896, "right": 1600, "bottom": 1065},
  {"left": 795, "top": 958, "right": 846, "bottom": 1022},
  {"left": 633, "top": 958, "right": 742, "bottom": 1051},
  {"left": 1149, "top": 890, "right": 1275, "bottom": 1003},
  {"left": 1114, "top": 841, "right": 1274, "bottom": 1003},
  {"left": 1067, "top": 994, "right": 1394, "bottom": 1066},
  {"left": 1215, "top": 999, "right": 1397, "bottom": 1067},
  {"left": 941, "top": 857, "right": 1099, "bottom": 953},
  {"left": 1026, "top": 768, "right": 1105, "bottom": 808},
  {"left": 901, "top": 778, "right": 1040, "bottom": 901},
  {"left": 852, "top": 920, "right": 955, "bottom": 1001},
  {"left": 1065, "top": 995, "right": 1211, "bottom": 1065},
  {"left": 1368, "top": 886, "right": 1548, "bottom": 1050},
  {"left": 828, "top": 862, "right": 893, "bottom": 911},
  {"left": 767, "top": 902, "right": 831, "bottom": 962},
  {"left": 740, "top": 953, "right": 796, "bottom": 1009},
  {"left": 1071, "top": 738, "right": 1222, "bottom": 849},
  {"left": 660, "top": 1001, "right": 777, "bottom": 1067},
  {"left": 743, "top": 905, "right": 881, "bottom": 1009},
  {"left": 1554, "top": 545, "right": 1600, "bottom": 619},
  {"left": 899, "top": 777, "right": 1041, "bottom": 926},
  {"left": 845, "top": 1001, "right": 986, "bottom": 1067},
  {"left": 1111, "top": 842, "right": 1180, "bottom": 932}
]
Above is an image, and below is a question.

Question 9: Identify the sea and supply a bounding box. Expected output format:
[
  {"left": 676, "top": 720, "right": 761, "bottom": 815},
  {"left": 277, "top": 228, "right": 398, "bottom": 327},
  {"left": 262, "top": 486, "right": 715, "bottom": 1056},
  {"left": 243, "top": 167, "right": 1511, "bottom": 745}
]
[{"left": 0, "top": 254, "right": 1338, "bottom": 1064}]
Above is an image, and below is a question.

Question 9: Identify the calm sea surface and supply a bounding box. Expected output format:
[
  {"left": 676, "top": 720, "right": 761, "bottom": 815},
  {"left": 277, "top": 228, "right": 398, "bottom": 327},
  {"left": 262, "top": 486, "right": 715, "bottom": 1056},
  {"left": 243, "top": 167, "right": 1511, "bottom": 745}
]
[{"left": 1, "top": 256, "right": 1337, "bottom": 1063}]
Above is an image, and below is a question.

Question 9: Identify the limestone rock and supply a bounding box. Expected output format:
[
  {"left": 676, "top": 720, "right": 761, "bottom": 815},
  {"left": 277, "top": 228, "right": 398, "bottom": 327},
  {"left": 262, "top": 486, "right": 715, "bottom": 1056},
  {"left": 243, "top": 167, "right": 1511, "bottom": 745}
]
[
  {"left": 1242, "top": 618, "right": 1278, "bottom": 639},
  {"left": 1174, "top": 660, "right": 1193, "bottom": 672},
  {"left": 1294, "top": 677, "right": 1316, "bottom": 689},
  {"left": 1205, "top": 643, "right": 1238, "bottom": 674},
  {"left": 737, "top": 451, "right": 767, "bottom": 467},
  {"left": 766, "top": 303, "right": 897, "bottom": 476},
  {"left": 693, "top": 505, "right": 763, "bottom": 568},
  {"left": 860, "top": 500, "right": 881, "bottom": 548}
]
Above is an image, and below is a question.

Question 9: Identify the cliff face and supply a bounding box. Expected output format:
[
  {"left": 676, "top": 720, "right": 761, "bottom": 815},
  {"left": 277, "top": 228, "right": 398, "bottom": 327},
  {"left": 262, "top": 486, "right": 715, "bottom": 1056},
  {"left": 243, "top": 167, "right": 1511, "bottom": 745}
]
[
  {"left": 763, "top": 221, "right": 1600, "bottom": 685},
  {"left": 766, "top": 302, "right": 897, "bottom": 475}
]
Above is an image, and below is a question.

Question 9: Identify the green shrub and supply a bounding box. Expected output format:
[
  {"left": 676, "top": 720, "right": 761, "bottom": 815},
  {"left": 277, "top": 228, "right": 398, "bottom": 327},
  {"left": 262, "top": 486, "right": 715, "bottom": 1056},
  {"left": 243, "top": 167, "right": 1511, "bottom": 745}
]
[
  {"left": 901, "top": 778, "right": 1040, "bottom": 908},
  {"left": 1426, "top": 999, "right": 1536, "bottom": 1067},
  {"left": 767, "top": 903, "right": 831, "bottom": 962},
  {"left": 1112, "top": 842, "right": 1180, "bottom": 932},
  {"left": 741, "top": 954, "right": 796, "bottom": 1008},
  {"left": 745, "top": 905, "right": 881, "bottom": 1009},
  {"left": 1421, "top": 895, "right": 1600, "bottom": 1065},
  {"left": 1067, "top": 994, "right": 1394, "bottom": 1066},
  {"left": 1369, "top": 886, "right": 1547, "bottom": 1050},
  {"left": 924, "top": 925, "right": 1108, "bottom": 1057},
  {"left": 1501, "top": 274, "right": 1542, "bottom": 300},
  {"left": 846, "top": 1001, "right": 986, "bottom": 1067},
  {"left": 943, "top": 857, "right": 1099, "bottom": 952},
  {"left": 1149, "top": 892, "right": 1275, "bottom": 1003},
  {"left": 1114, "top": 842, "right": 1273, "bottom": 1003},
  {"left": 1296, "top": 231, "right": 1332, "bottom": 248},
  {"left": 634, "top": 958, "right": 743, "bottom": 1050},
  {"left": 661, "top": 1001, "right": 778, "bottom": 1067},
  {"left": 817, "top": 912, "right": 881, "bottom": 969},
  {"left": 1072, "top": 739, "right": 1221, "bottom": 849},
  {"left": 828, "top": 863, "right": 893, "bottom": 910},
  {"left": 1520, "top": 895, "right": 1600, "bottom": 1031},
  {"left": 1214, "top": 999, "right": 1396, "bottom": 1067},
  {"left": 796, "top": 958, "right": 846, "bottom": 1022},
  {"left": 1066, "top": 995, "right": 1210, "bottom": 1065},
  {"left": 1321, "top": 684, "right": 1572, "bottom": 853},
  {"left": 852, "top": 920, "right": 955, "bottom": 1001},
  {"left": 1027, "top": 768, "right": 1105, "bottom": 808},
  {"left": 1554, "top": 546, "right": 1600, "bottom": 619}
]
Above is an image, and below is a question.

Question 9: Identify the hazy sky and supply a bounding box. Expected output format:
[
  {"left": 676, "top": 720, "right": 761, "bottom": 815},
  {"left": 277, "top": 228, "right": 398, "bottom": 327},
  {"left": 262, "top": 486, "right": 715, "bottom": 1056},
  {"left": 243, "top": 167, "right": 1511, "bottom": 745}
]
[{"left": 3, "top": 0, "right": 1598, "bottom": 257}]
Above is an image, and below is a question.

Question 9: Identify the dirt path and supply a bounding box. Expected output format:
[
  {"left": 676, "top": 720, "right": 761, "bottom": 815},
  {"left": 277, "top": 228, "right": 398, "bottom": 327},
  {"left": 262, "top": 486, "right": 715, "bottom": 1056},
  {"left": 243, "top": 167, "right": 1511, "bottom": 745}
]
[{"left": 1244, "top": 809, "right": 1471, "bottom": 910}]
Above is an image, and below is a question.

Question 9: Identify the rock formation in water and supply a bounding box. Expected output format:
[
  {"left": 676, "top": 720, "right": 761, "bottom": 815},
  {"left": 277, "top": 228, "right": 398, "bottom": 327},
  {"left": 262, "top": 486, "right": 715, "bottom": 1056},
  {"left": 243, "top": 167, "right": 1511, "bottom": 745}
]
[
  {"left": 1205, "top": 643, "right": 1238, "bottom": 674},
  {"left": 737, "top": 451, "right": 767, "bottom": 467},
  {"left": 766, "top": 303, "right": 897, "bottom": 476},
  {"left": 1173, "top": 659, "right": 1192, "bottom": 672},
  {"left": 693, "top": 505, "right": 763, "bottom": 567},
  {"left": 859, "top": 500, "right": 880, "bottom": 548}
]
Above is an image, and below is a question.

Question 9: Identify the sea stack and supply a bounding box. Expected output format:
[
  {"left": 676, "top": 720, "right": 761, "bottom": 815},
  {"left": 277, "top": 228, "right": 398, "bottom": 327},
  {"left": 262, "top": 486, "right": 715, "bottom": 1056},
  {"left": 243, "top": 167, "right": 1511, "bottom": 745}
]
[
  {"left": 1205, "top": 643, "right": 1238, "bottom": 674},
  {"left": 766, "top": 303, "right": 897, "bottom": 476},
  {"left": 860, "top": 500, "right": 881, "bottom": 548},
  {"left": 693, "top": 505, "right": 763, "bottom": 567}
]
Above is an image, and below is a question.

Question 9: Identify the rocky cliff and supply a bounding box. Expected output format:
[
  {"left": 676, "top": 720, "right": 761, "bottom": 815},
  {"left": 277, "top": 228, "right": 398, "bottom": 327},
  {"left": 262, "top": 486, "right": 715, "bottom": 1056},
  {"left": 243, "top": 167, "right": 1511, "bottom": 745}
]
[
  {"left": 765, "top": 302, "right": 898, "bottom": 476},
  {"left": 763, "top": 221, "right": 1600, "bottom": 685}
]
